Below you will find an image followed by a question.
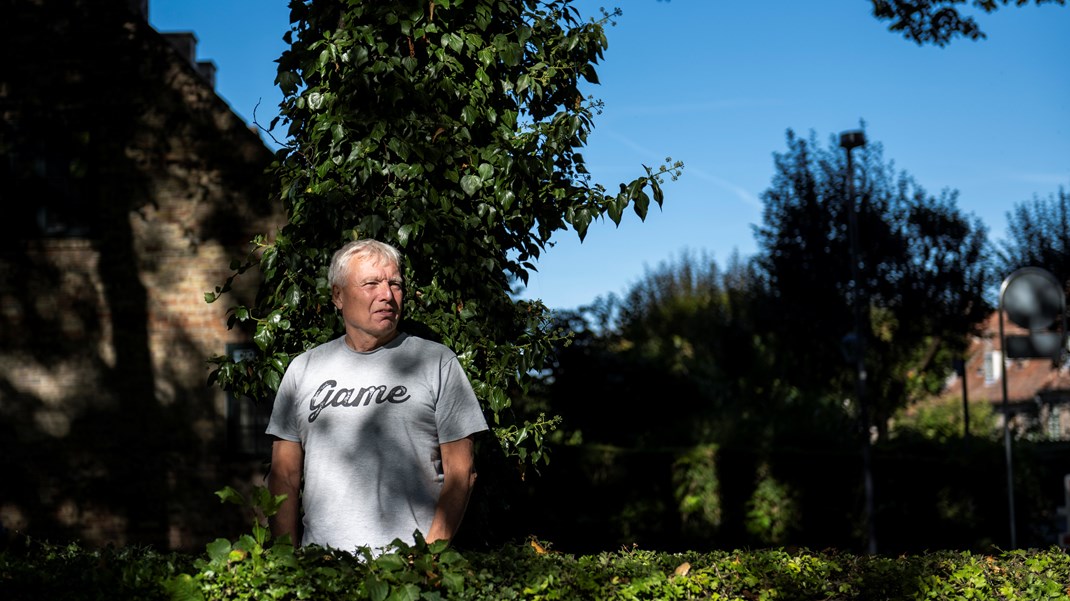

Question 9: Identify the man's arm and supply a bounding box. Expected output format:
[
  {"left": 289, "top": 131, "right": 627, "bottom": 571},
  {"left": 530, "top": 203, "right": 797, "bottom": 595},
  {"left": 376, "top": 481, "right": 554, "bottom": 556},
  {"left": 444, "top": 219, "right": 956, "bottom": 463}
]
[
  {"left": 268, "top": 438, "right": 304, "bottom": 544},
  {"left": 426, "top": 434, "right": 478, "bottom": 544}
]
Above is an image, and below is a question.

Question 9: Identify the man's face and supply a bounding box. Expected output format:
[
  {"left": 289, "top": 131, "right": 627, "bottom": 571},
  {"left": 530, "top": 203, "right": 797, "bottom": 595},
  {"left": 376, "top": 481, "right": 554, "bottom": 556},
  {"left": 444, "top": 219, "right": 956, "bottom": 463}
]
[{"left": 331, "top": 254, "right": 403, "bottom": 351}]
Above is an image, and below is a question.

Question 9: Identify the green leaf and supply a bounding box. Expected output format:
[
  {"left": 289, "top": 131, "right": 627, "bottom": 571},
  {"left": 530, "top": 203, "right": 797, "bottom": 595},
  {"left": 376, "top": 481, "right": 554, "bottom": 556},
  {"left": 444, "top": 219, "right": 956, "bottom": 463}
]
[
  {"left": 269, "top": 354, "right": 289, "bottom": 375},
  {"left": 500, "top": 190, "right": 515, "bottom": 211},
  {"left": 366, "top": 576, "right": 389, "bottom": 601},
  {"left": 572, "top": 208, "right": 593, "bottom": 241},
  {"left": 652, "top": 180, "right": 665, "bottom": 205},
  {"left": 499, "top": 42, "right": 522, "bottom": 66},
  {"left": 633, "top": 189, "right": 651, "bottom": 221},
  {"left": 276, "top": 71, "right": 301, "bottom": 96},
  {"left": 374, "top": 552, "right": 409, "bottom": 572},
  {"left": 205, "top": 538, "right": 233, "bottom": 563},
  {"left": 283, "top": 284, "right": 301, "bottom": 307},
  {"left": 263, "top": 368, "right": 282, "bottom": 392},
  {"left": 260, "top": 246, "right": 278, "bottom": 279},
  {"left": 459, "top": 303, "right": 477, "bottom": 320},
  {"left": 444, "top": 32, "right": 463, "bottom": 53},
  {"left": 460, "top": 174, "right": 482, "bottom": 196},
  {"left": 215, "top": 486, "right": 246, "bottom": 507},
  {"left": 608, "top": 192, "right": 624, "bottom": 225},
  {"left": 397, "top": 223, "right": 415, "bottom": 246},
  {"left": 460, "top": 105, "right": 478, "bottom": 125},
  {"left": 386, "top": 583, "right": 421, "bottom": 601},
  {"left": 360, "top": 214, "right": 387, "bottom": 236},
  {"left": 581, "top": 63, "right": 600, "bottom": 84},
  {"left": 164, "top": 574, "right": 204, "bottom": 601},
  {"left": 253, "top": 323, "right": 275, "bottom": 351}
]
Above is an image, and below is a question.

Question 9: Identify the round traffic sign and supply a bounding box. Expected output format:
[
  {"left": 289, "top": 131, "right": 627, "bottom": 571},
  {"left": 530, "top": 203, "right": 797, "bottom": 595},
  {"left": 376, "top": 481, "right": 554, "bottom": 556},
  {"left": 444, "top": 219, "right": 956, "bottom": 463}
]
[{"left": 1001, "top": 268, "right": 1064, "bottom": 330}]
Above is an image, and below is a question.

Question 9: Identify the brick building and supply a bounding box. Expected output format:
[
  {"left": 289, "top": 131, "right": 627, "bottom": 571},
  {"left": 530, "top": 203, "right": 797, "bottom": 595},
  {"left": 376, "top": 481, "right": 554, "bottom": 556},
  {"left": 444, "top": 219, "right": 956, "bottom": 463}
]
[
  {"left": 940, "top": 311, "right": 1070, "bottom": 440},
  {"left": 0, "top": 0, "right": 284, "bottom": 549}
]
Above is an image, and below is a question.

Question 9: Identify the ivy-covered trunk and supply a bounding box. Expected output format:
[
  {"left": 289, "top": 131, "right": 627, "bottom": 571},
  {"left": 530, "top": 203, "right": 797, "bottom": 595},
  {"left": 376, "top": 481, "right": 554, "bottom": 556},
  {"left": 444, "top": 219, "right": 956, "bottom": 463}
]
[{"left": 206, "top": 0, "right": 680, "bottom": 470}]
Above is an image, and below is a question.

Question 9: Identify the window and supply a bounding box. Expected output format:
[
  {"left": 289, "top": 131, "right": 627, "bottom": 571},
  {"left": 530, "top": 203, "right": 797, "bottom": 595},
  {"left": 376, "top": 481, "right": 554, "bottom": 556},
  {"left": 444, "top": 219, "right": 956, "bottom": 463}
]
[
  {"left": 1048, "top": 405, "right": 1063, "bottom": 441},
  {"left": 983, "top": 350, "right": 1002, "bottom": 386},
  {"left": 224, "top": 343, "right": 274, "bottom": 458},
  {"left": 4, "top": 136, "right": 95, "bottom": 241}
]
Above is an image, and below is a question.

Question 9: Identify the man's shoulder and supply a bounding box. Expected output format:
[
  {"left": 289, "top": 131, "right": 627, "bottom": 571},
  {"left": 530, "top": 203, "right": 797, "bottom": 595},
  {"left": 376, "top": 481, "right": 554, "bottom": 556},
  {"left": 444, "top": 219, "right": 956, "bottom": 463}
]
[
  {"left": 396, "top": 332, "right": 455, "bottom": 357},
  {"left": 291, "top": 336, "right": 347, "bottom": 364}
]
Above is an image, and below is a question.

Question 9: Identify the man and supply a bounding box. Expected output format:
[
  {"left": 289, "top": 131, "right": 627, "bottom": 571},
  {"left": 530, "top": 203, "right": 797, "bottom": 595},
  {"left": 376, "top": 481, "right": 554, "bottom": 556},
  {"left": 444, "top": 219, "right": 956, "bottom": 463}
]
[{"left": 266, "top": 239, "right": 488, "bottom": 553}]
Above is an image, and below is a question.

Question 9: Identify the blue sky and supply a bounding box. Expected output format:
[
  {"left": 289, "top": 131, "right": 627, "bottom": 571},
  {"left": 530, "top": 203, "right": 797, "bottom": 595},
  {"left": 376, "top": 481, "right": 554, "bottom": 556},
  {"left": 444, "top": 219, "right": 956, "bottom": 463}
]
[{"left": 150, "top": 0, "right": 1069, "bottom": 311}]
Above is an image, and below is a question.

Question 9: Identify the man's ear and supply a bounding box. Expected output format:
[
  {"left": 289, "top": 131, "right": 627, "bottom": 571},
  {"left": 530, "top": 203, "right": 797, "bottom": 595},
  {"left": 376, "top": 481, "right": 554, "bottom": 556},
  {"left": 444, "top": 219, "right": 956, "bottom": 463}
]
[{"left": 331, "top": 285, "right": 342, "bottom": 309}]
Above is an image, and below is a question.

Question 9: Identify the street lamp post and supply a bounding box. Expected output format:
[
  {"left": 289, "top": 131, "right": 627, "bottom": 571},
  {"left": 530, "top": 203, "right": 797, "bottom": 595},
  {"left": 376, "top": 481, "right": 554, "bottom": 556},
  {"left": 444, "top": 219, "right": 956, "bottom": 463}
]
[{"left": 840, "top": 129, "right": 876, "bottom": 555}]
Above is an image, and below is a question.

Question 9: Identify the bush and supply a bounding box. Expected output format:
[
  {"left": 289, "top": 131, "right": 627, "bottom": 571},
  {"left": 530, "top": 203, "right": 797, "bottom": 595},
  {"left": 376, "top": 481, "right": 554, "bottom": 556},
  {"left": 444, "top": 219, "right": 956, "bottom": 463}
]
[
  {"left": 5, "top": 486, "right": 1066, "bottom": 600},
  {"left": 3, "top": 534, "right": 1069, "bottom": 600},
  {"left": 0, "top": 536, "right": 191, "bottom": 600}
]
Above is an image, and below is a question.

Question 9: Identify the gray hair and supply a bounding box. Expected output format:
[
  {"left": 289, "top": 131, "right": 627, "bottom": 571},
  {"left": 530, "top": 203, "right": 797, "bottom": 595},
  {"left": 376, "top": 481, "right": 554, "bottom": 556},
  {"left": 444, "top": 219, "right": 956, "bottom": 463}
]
[{"left": 328, "top": 239, "right": 403, "bottom": 287}]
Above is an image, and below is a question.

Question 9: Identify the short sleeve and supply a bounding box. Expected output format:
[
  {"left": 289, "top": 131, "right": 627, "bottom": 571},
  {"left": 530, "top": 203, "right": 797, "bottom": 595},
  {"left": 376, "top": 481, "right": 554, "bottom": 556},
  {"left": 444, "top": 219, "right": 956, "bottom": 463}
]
[
  {"left": 265, "top": 357, "right": 302, "bottom": 442},
  {"left": 435, "top": 355, "right": 488, "bottom": 443}
]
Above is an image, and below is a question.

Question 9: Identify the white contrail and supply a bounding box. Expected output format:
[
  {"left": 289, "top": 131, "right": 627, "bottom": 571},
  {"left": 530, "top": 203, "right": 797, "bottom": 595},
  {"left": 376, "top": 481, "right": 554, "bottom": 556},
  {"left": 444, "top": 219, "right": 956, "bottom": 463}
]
[{"left": 597, "top": 130, "right": 762, "bottom": 209}]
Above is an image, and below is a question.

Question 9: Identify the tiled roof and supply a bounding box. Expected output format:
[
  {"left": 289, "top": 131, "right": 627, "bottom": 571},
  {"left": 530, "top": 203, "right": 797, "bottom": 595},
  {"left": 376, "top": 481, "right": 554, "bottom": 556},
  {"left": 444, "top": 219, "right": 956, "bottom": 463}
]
[{"left": 942, "top": 311, "right": 1070, "bottom": 405}]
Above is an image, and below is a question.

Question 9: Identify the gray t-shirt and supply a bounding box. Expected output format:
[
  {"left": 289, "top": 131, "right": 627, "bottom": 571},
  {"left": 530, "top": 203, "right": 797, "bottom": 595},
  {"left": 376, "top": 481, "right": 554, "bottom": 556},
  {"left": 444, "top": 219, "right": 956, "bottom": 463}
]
[{"left": 266, "top": 332, "right": 488, "bottom": 552}]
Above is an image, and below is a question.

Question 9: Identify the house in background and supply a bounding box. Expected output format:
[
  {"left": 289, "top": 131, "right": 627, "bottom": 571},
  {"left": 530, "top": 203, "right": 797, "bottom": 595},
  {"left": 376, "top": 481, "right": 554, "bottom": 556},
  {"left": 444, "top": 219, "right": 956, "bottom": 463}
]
[
  {"left": 940, "top": 311, "right": 1070, "bottom": 441},
  {"left": 0, "top": 0, "right": 284, "bottom": 549}
]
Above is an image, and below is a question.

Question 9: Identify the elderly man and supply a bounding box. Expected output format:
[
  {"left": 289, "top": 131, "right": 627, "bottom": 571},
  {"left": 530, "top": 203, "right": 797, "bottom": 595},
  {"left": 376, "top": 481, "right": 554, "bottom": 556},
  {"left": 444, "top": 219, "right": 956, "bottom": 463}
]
[{"left": 266, "top": 239, "right": 488, "bottom": 553}]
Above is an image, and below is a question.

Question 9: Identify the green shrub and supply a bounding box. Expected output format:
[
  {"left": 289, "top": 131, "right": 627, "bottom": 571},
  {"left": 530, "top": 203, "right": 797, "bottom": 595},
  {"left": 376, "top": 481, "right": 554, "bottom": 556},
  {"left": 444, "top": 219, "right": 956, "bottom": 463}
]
[
  {"left": 3, "top": 486, "right": 1067, "bottom": 600},
  {"left": 0, "top": 537, "right": 189, "bottom": 600},
  {"left": 4, "top": 535, "right": 1069, "bottom": 600}
]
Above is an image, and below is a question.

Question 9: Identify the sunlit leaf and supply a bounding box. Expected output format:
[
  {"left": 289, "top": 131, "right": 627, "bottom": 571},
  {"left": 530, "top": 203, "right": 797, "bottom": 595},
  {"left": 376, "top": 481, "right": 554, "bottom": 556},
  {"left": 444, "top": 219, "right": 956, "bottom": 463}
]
[{"left": 460, "top": 174, "right": 482, "bottom": 196}]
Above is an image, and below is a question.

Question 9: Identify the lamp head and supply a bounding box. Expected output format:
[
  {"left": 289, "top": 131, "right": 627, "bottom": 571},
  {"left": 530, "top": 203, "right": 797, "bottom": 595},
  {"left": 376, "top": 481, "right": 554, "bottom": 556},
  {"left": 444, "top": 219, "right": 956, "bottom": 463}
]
[{"left": 840, "top": 130, "right": 866, "bottom": 150}]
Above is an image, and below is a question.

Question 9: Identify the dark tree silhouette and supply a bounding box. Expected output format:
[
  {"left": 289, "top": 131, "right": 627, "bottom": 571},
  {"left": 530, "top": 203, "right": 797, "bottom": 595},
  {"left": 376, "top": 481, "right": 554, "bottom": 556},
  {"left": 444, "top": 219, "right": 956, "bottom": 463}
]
[
  {"left": 752, "top": 127, "right": 992, "bottom": 439},
  {"left": 870, "top": 0, "right": 1065, "bottom": 46},
  {"left": 996, "top": 186, "right": 1070, "bottom": 290}
]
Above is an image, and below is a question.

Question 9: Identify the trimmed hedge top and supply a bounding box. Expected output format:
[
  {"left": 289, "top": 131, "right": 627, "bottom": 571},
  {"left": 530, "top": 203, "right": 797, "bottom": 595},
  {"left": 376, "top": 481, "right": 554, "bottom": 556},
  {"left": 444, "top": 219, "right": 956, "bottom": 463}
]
[{"left": 2, "top": 535, "right": 1069, "bottom": 600}]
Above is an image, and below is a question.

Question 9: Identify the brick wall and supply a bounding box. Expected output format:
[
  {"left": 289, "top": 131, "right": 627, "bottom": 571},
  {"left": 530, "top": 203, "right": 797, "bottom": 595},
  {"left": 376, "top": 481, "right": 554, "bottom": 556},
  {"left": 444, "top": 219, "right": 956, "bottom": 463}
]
[{"left": 0, "top": 0, "right": 285, "bottom": 549}]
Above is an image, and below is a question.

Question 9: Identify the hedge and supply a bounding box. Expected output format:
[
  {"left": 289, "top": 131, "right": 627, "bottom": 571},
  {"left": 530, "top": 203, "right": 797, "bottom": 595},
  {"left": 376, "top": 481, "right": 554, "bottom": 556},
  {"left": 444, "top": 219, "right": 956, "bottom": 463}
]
[{"left": 3, "top": 534, "right": 1068, "bottom": 600}]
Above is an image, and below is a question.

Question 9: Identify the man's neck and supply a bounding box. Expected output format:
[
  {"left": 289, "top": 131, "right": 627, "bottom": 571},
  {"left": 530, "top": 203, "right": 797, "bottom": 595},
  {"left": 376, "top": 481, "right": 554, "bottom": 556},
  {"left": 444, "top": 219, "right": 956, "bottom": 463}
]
[{"left": 345, "top": 330, "right": 400, "bottom": 352}]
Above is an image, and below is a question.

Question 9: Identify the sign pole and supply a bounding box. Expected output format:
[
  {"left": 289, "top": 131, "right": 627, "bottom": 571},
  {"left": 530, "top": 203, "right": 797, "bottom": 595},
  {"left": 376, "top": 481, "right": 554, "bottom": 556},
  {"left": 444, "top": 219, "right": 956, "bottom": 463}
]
[{"left": 998, "top": 267, "right": 1067, "bottom": 549}]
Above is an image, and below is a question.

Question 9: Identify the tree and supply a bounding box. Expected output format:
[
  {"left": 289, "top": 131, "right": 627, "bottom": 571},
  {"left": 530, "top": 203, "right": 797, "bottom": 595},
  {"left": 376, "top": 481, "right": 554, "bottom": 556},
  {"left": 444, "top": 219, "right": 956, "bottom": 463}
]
[
  {"left": 537, "top": 246, "right": 849, "bottom": 451},
  {"left": 869, "top": 0, "right": 1066, "bottom": 46},
  {"left": 606, "top": 251, "right": 840, "bottom": 445},
  {"left": 996, "top": 186, "right": 1070, "bottom": 290},
  {"left": 542, "top": 252, "right": 773, "bottom": 448},
  {"left": 205, "top": 0, "right": 681, "bottom": 470},
  {"left": 529, "top": 250, "right": 863, "bottom": 550},
  {"left": 752, "top": 127, "right": 992, "bottom": 439}
]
